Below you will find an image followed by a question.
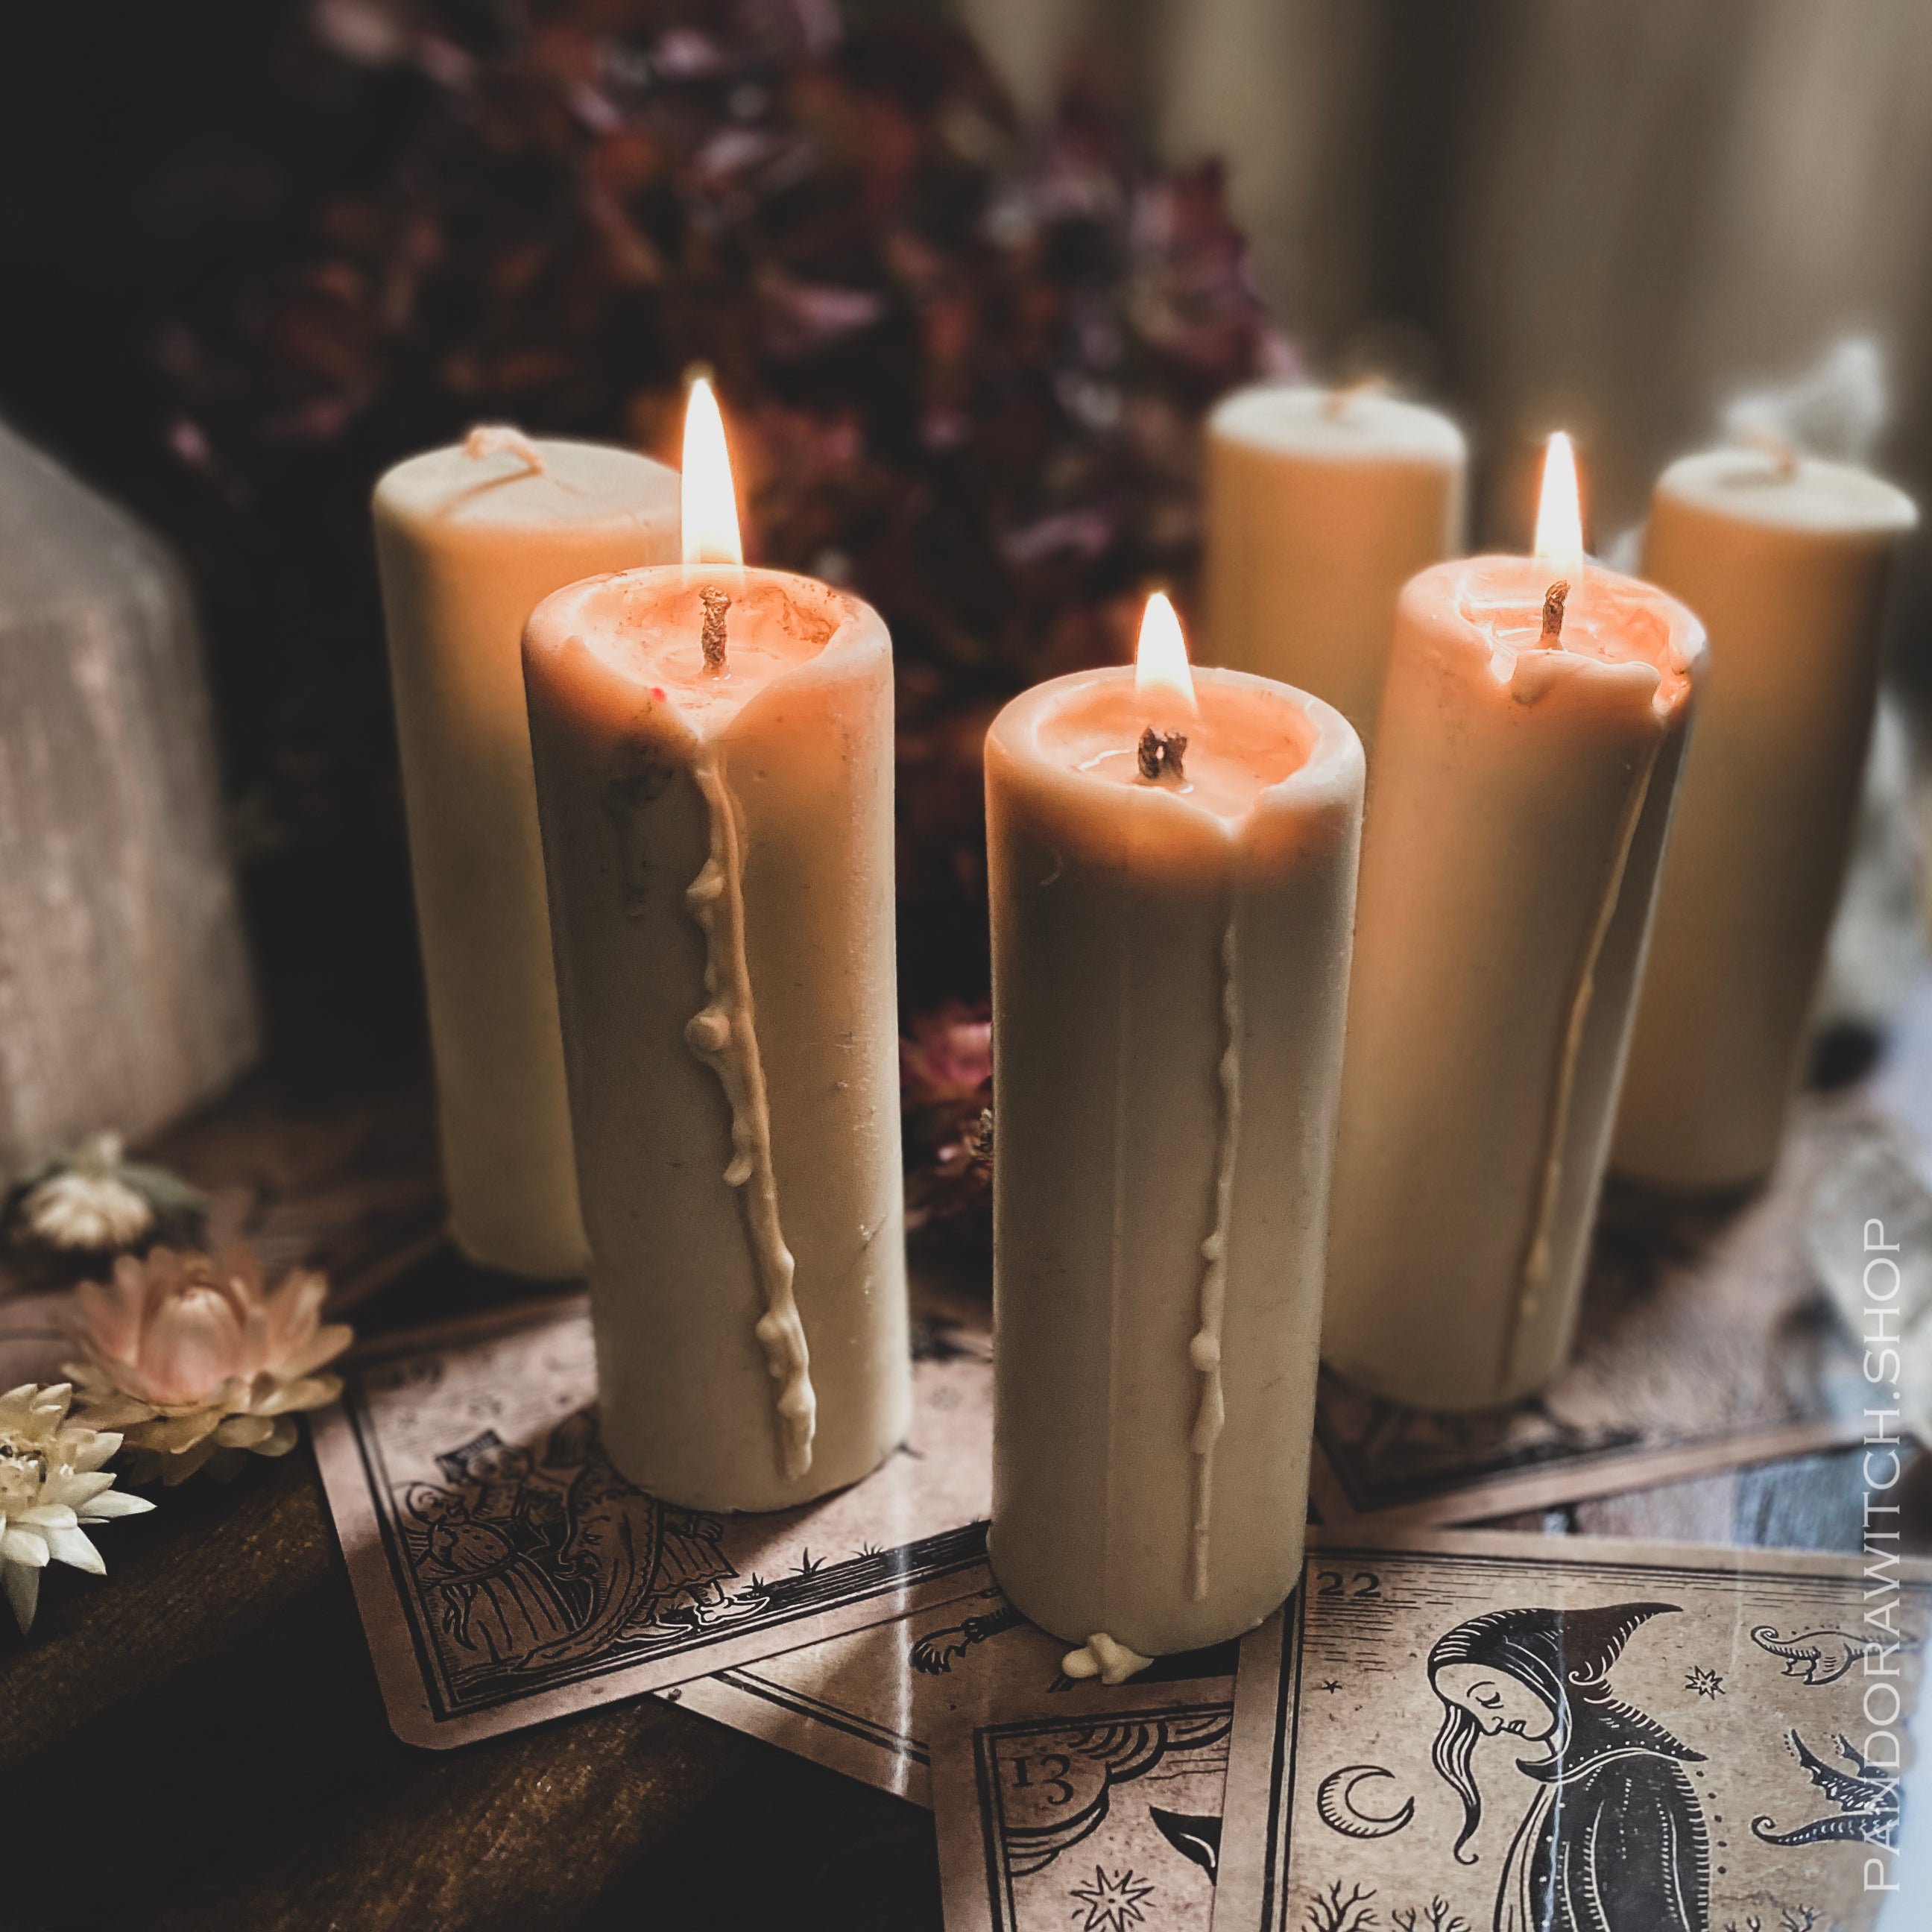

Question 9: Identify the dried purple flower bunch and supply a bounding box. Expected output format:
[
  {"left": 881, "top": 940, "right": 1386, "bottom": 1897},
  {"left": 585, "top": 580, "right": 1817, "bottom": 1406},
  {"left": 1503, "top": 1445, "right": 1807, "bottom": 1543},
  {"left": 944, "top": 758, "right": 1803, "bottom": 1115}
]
[{"left": 154, "top": 0, "right": 1292, "bottom": 1006}]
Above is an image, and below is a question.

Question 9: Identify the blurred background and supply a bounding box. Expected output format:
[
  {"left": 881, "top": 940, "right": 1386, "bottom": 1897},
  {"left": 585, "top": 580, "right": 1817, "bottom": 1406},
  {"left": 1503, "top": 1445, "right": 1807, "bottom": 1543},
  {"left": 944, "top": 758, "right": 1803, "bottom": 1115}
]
[{"left": 4, "top": 0, "right": 1930, "bottom": 1068}]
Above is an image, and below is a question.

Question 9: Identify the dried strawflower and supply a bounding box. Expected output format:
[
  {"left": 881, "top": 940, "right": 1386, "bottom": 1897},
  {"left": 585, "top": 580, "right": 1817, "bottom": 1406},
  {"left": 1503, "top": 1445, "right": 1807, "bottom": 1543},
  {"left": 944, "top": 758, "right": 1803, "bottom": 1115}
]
[
  {"left": 0, "top": 1382, "right": 154, "bottom": 1633},
  {"left": 64, "top": 1246, "right": 352, "bottom": 1485},
  {"left": 5, "top": 1132, "right": 206, "bottom": 1257}
]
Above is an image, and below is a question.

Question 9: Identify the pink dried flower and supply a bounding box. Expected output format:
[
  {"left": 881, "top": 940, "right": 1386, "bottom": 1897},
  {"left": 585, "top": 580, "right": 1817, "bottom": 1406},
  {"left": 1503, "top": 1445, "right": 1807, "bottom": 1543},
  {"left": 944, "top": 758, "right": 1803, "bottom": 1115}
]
[
  {"left": 900, "top": 1001, "right": 992, "bottom": 1107},
  {"left": 63, "top": 1246, "right": 352, "bottom": 1485},
  {"left": 901, "top": 1001, "right": 993, "bottom": 1244}
]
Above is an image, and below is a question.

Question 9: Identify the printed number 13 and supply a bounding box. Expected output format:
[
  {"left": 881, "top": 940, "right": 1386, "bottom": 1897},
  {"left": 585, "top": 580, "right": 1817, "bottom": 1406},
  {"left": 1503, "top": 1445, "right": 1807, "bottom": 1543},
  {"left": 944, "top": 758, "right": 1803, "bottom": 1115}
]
[{"left": 1010, "top": 1752, "right": 1074, "bottom": 1805}]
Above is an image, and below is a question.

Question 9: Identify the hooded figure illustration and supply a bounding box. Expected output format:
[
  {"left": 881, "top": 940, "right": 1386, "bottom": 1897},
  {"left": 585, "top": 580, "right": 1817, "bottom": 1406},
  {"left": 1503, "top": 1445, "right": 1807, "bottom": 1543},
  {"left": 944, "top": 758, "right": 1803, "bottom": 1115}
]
[{"left": 1427, "top": 1601, "right": 1709, "bottom": 1932}]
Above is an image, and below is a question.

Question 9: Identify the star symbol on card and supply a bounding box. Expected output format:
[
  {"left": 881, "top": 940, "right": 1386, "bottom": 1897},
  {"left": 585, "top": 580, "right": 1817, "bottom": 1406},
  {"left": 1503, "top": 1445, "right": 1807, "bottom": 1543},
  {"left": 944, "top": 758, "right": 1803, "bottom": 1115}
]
[
  {"left": 1319, "top": 1679, "right": 1343, "bottom": 1693},
  {"left": 1685, "top": 1665, "right": 1725, "bottom": 1699},
  {"left": 1068, "top": 1865, "right": 1155, "bottom": 1932}
]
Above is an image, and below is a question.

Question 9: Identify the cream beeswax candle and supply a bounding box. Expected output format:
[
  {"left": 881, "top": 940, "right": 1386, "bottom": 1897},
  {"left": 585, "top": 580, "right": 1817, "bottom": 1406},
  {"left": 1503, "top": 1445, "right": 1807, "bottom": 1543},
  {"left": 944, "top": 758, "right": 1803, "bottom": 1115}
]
[
  {"left": 521, "top": 385, "right": 907, "bottom": 1510},
  {"left": 1614, "top": 447, "right": 1917, "bottom": 1191},
  {"left": 986, "top": 596, "right": 1363, "bottom": 1657},
  {"left": 1203, "top": 382, "right": 1466, "bottom": 747},
  {"left": 374, "top": 432, "right": 679, "bottom": 1277},
  {"left": 1325, "top": 437, "right": 1707, "bottom": 1411}
]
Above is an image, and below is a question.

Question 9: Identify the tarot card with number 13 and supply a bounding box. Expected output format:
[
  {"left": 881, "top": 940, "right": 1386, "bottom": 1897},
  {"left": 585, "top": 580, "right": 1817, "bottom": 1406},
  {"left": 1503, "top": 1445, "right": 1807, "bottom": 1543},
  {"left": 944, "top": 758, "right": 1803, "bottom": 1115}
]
[{"left": 933, "top": 1680, "right": 1235, "bottom": 1932}]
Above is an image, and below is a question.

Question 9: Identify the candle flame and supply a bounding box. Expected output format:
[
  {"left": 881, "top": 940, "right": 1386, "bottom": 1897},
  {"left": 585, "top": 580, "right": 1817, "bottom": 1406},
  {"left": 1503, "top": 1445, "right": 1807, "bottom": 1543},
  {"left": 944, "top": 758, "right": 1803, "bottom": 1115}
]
[
  {"left": 681, "top": 376, "right": 743, "bottom": 566},
  {"left": 1533, "top": 430, "right": 1585, "bottom": 581},
  {"left": 1134, "top": 592, "right": 1197, "bottom": 711}
]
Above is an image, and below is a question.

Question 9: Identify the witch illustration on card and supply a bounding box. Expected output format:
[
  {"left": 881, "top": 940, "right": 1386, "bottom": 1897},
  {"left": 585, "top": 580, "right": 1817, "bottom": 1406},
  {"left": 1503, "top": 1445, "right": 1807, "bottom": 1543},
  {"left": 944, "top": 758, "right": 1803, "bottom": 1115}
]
[{"left": 1427, "top": 1601, "right": 1709, "bottom": 1932}]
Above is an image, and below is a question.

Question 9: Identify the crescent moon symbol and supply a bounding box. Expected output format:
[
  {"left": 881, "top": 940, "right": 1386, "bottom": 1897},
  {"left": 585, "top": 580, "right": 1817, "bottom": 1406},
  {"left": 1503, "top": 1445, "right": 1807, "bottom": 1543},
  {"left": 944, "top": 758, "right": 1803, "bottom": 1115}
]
[{"left": 1316, "top": 1764, "right": 1417, "bottom": 1840}]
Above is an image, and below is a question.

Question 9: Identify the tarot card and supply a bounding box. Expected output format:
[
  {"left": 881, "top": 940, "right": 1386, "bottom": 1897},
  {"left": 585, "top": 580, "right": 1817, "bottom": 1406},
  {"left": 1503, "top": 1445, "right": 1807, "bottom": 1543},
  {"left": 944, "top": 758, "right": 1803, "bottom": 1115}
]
[
  {"left": 311, "top": 1269, "right": 994, "bottom": 1746},
  {"left": 934, "top": 1681, "right": 1234, "bottom": 1932},
  {"left": 662, "top": 1561, "right": 1237, "bottom": 1805},
  {"left": 1217, "top": 1527, "right": 1930, "bottom": 1932},
  {"left": 1310, "top": 1096, "right": 1887, "bottom": 1527}
]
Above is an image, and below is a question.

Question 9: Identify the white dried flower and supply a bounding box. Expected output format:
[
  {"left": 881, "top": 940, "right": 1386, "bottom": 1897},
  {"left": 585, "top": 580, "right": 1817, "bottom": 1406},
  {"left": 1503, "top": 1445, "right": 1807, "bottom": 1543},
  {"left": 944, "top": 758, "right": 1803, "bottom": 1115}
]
[
  {"left": 0, "top": 1381, "right": 154, "bottom": 1633},
  {"left": 17, "top": 1133, "right": 157, "bottom": 1251}
]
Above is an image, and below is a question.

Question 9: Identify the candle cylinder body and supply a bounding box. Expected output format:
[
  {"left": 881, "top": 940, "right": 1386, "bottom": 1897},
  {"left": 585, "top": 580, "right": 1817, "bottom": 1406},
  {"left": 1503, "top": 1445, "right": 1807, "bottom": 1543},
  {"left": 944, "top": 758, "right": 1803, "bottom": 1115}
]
[
  {"left": 524, "top": 568, "right": 909, "bottom": 1512},
  {"left": 373, "top": 439, "right": 679, "bottom": 1278},
  {"left": 1325, "top": 560, "right": 1705, "bottom": 1412},
  {"left": 1613, "top": 452, "right": 1917, "bottom": 1191},
  {"left": 986, "top": 669, "right": 1363, "bottom": 1655},
  {"left": 1203, "top": 385, "right": 1466, "bottom": 747}
]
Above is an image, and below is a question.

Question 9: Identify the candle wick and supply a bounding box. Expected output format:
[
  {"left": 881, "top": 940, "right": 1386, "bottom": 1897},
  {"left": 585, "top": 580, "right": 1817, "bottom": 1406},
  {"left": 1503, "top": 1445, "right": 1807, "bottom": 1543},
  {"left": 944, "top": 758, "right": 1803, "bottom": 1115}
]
[
  {"left": 699, "top": 585, "right": 730, "bottom": 672},
  {"left": 1541, "top": 579, "right": 1569, "bottom": 643},
  {"left": 1137, "top": 725, "right": 1187, "bottom": 783},
  {"left": 1322, "top": 373, "right": 1389, "bottom": 421},
  {"left": 1737, "top": 423, "right": 1801, "bottom": 479},
  {"left": 461, "top": 423, "right": 546, "bottom": 474}
]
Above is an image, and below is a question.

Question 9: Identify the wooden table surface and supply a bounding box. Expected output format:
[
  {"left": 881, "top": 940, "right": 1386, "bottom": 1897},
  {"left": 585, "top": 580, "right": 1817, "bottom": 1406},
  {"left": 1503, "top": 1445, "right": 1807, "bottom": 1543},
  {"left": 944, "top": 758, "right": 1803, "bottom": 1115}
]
[{"left": 1, "top": 1064, "right": 1925, "bottom": 1931}]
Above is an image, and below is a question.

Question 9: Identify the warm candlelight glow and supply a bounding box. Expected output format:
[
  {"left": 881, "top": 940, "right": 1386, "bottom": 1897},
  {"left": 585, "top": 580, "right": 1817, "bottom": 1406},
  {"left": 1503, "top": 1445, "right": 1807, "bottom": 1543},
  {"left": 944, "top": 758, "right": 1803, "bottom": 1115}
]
[
  {"left": 1533, "top": 431, "right": 1585, "bottom": 582},
  {"left": 1134, "top": 592, "right": 1198, "bottom": 711},
  {"left": 681, "top": 376, "right": 744, "bottom": 566}
]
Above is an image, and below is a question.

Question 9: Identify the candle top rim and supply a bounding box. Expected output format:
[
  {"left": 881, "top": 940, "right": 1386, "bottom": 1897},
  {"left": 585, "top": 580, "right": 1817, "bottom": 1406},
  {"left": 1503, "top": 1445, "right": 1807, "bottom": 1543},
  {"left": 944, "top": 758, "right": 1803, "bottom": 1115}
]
[
  {"left": 376, "top": 438, "right": 680, "bottom": 532},
  {"left": 524, "top": 564, "right": 885, "bottom": 730},
  {"left": 1209, "top": 382, "right": 1466, "bottom": 466},
  {"left": 989, "top": 664, "right": 1364, "bottom": 824},
  {"left": 1657, "top": 447, "right": 1918, "bottom": 536},
  {"left": 1404, "top": 555, "right": 1705, "bottom": 712}
]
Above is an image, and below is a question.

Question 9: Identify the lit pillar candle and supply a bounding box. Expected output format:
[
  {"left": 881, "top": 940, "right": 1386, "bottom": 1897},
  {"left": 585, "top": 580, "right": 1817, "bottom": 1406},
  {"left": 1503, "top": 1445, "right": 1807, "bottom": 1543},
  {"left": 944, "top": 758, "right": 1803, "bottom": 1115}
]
[
  {"left": 985, "top": 596, "right": 1363, "bottom": 1661},
  {"left": 374, "top": 431, "right": 679, "bottom": 1277},
  {"left": 1325, "top": 436, "right": 1707, "bottom": 1412},
  {"left": 1613, "top": 448, "right": 1917, "bottom": 1192},
  {"left": 1202, "top": 382, "right": 1467, "bottom": 747},
  {"left": 521, "top": 382, "right": 908, "bottom": 1510}
]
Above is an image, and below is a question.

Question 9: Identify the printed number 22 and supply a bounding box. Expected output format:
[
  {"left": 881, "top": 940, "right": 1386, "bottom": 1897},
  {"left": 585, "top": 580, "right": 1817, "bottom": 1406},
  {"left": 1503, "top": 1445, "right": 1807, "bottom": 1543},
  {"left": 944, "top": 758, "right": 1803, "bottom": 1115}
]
[{"left": 1315, "top": 1570, "right": 1382, "bottom": 1599}]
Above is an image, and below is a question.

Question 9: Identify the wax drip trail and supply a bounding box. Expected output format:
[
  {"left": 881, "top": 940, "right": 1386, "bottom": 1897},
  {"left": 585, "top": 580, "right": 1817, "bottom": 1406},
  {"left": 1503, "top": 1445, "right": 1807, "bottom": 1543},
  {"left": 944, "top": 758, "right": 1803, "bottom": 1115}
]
[
  {"left": 1505, "top": 730, "right": 1664, "bottom": 1394},
  {"left": 1188, "top": 917, "right": 1241, "bottom": 1601},
  {"left": 684, "top": 749, "right": 816, "bottom": 1477}
]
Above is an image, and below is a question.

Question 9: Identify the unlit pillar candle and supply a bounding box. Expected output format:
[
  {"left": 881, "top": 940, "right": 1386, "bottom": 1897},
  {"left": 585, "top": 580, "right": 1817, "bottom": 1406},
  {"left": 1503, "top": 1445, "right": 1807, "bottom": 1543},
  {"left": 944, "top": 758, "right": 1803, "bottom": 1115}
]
[
  {"left": 1614, "top": 449, "right": 1916, "bottom": 1192},
  {"left": 1203, "top": 382, "right": 1466, "bottom": 747},
  {"left": 373, "top": 433, "right": 678, "bottom": 1277}
]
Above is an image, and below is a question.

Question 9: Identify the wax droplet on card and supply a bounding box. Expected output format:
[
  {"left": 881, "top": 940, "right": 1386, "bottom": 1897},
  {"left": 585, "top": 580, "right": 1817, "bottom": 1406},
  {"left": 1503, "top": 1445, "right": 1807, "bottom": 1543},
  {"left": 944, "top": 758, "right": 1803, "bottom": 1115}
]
[{"left": 1061, "top": 1632, "right": 1154, "bottom": 1685}]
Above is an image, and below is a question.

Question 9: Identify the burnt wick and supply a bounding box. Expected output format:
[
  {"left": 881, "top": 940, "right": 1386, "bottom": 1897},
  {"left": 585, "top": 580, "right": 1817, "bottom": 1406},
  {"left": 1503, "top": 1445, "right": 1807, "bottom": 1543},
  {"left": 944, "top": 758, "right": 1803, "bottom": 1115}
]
[
  {"left": 1138, "top": 725, "right": 1188, "bottom": 783},
  {"left": 1541, "top": 579, "right": 1569, "bottom": 643},
  {"left": 699, "top": 585, "right": 730, "bottom": 671}
]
